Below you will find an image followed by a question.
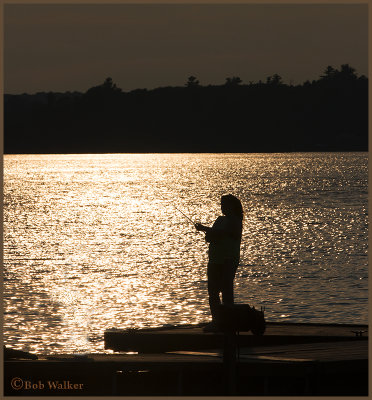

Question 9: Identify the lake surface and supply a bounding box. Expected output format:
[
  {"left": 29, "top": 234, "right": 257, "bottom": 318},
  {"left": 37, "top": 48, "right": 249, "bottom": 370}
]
[{"left": 4, "top": 153, "right": 368, "bottom": 354}]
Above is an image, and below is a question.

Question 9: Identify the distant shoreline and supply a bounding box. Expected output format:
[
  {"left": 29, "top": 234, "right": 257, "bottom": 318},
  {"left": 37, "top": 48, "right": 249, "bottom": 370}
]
[{"left": 4, "top": 66, "right": 368, "bottom": 154}]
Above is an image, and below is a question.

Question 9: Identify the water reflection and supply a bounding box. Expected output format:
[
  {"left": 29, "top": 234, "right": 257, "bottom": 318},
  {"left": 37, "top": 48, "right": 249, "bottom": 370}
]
[{"left": 4, "top": 153, "right": 368, "bottom": 354}]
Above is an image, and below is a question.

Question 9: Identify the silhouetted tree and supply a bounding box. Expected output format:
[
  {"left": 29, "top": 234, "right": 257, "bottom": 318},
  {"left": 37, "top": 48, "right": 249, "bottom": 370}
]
[
  {"left": 103, "top": 77, "right": 121, "bottom": 91},
  {"left": 320, "top": 66, "right": 337, "bottom": 80},
  {"left": 358, "top": 74, "right": 368, "bottom": 82},
  {"left": 225, "top": 76, "right": 242, "bottom": 86},
  {"left": 320, "top": 64, "right": 358, "bottom": 82},
  {"left": 85, "top": 77, "right": 121, "bottom": 96},
  {"left": 339, "top": 64, "right": 358, "bottom": 80},
  {"left": 186, "top": 76, "right": 200, "bottom": 87},
  {"left": 266, "top": 74, "right": 283, "bottom": 85}
]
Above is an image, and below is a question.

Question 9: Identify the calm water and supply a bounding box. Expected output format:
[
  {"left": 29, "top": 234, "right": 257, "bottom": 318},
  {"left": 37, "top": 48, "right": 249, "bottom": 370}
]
[{"left": 4, "top": 153, "right": 368, "bottom": 354}]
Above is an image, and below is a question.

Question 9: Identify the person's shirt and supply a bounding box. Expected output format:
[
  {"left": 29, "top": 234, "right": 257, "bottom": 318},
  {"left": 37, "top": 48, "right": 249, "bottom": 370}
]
[{"left": 206, "top": 215, "right": 242, "bottom": 265}]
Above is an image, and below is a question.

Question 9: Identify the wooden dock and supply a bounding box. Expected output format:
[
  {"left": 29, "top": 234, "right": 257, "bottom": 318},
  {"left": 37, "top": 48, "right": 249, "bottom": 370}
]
[
  {"left": 104, "top": 321, "right": 368, "bottom": 352},
  {"left": 4, "top": 322, "right": 368, "bottom": 396}
]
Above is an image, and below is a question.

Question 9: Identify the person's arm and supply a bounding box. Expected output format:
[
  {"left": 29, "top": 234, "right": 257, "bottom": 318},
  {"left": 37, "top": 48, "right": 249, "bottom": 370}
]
[
  {"left": 194, "top": 223, "right": 210, "bottom": 233},
  {"left": 196, "top": 217, "right": 241, "bottom": 241},
  {"left": 195, "top": 218, "right": 226, "bottom": 242}
]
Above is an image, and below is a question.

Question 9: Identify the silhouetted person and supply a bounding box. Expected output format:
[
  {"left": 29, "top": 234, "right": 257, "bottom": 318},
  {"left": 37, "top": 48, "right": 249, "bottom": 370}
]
[{"left": 195, "top": 194, "right": 243, "bottom": 332}]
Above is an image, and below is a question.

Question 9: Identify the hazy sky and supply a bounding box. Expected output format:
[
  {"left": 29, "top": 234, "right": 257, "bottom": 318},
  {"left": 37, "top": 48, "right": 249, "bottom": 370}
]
[{"left": 4, "top": 3, "right": 368, "bottom": 94}]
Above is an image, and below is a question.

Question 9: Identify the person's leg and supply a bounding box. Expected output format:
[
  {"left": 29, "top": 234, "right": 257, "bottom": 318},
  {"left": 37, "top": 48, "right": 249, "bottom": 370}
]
[
  {"left": 221, "top": 263, "right": 238, "bottom": 306},
  {"left": 207, "top": 262, "right": 223, "bottom": 322}
]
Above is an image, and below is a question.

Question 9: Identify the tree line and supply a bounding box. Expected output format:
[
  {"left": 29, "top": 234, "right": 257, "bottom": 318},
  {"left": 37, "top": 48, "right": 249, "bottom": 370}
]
[{"left": 4, "top": 64, "right": 368, "bottom": 153}]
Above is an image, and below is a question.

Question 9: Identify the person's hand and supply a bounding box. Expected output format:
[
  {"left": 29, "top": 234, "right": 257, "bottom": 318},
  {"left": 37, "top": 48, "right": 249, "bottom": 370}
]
[{"left": 195, "top": 223, "right": 204, "bottom": 231}]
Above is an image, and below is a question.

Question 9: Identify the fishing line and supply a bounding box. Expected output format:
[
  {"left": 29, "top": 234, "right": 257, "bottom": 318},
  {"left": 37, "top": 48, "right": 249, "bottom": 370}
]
[{"left": 145, "top": 181, "right": 197, "bottom": 227}]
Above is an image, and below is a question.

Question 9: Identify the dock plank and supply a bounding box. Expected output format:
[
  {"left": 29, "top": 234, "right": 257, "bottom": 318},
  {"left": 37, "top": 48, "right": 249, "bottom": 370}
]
[
  {"left": 169, "top": 340, "right": 368, "bottom": 363},
  {"left": 104, "top": 322, "right": 368, "bottom": 352},
  {"left": 241, "top": 340, "right": 368, "bottom": 362},
  {"left": 7, "top": 340, "right": 367, "bottom": 368},
  {"left": 108, "top": 322, "right": 368, "bottom": 336}
]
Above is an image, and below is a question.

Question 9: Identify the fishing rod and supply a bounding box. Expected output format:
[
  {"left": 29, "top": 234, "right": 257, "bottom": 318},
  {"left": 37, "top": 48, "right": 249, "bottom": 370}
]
[
  {"left": 152, "top": 184, "right": 197, "bottom": 226},
  {"left": 169, "top": 202, "right": 196, "bottom": 225}
]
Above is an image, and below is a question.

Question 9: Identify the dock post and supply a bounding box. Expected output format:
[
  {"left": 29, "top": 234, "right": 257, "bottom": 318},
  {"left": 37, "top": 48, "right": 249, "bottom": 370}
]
[
  {"left": 111, "top": 370, "right": 117, "bottom": 395},
  {"left": 177, "top": 368, "right": 184, "bottom": 395},
  {"left": 223, "top": 331, "right": 237, "bottom": 395}
]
